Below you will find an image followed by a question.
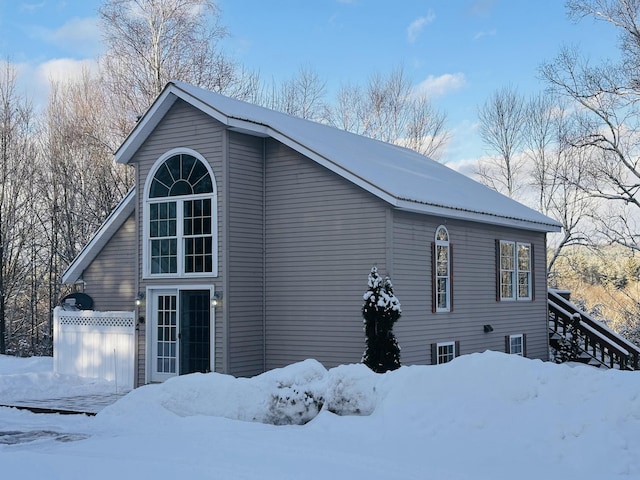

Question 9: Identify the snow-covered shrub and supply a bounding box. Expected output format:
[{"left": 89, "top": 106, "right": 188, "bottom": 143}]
[
  {"left": 265, "top": 385, "right": 324, "bottom": 425},
  {"left": 362, "top": 266, "right": 402, "bottom": 373},
  {"left": 324, "top": 363, "right": 377, "bottom": 416},
  {"left": 258, "top": 359, "right": 327, "bottom": 425}
]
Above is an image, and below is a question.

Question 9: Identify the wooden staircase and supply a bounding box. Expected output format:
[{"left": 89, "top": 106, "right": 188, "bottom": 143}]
[{"left": 548, "top": 289, "right": 640, "bottom": 370}]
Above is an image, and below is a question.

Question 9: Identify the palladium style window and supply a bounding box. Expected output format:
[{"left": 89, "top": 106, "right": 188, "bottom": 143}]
[
  {"left": 146, "top": 152, "right": 216, "bottom": 276},
  {"left": 499, "top": 241, "right": 531, "bottom": 300}
]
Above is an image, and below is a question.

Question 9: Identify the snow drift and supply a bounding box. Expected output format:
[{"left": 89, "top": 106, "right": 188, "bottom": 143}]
[{"left": 2, "top": 351, "right": 640, "bottom": 479}]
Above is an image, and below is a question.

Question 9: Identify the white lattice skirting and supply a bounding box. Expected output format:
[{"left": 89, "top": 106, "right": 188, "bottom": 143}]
[{"left": 53, "top": 307, "right": 135, "bottom": 392}]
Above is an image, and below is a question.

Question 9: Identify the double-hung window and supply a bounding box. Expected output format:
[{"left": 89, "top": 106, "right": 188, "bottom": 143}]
[
  {"left": 507, "top": 334, "right": 526, "bottom": 356},
  {"left": 498, "top": 241, "right": 532, "bottom": 300},
  {"left": 146, "top": 152, "right": 216, "bottom": 277}
]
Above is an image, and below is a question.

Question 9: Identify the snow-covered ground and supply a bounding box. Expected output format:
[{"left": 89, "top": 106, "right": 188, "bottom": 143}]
[{"left": 1, "top": 352, "right": 639, "bottom": 479}]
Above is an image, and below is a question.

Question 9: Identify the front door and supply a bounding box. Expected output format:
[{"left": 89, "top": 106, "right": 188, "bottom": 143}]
[{"left": 150, "top": 289, "right": 212, "bottom": 382}]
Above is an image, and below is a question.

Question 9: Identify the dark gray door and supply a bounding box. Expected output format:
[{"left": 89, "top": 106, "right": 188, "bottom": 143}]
[{"left": 179, "top": 290, "right": 211, "bottom": 374}]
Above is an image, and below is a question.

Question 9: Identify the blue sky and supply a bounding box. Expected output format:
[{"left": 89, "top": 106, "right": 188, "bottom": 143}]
[{"left": 0, "top": 0, "right": 622, "bottom": 163}]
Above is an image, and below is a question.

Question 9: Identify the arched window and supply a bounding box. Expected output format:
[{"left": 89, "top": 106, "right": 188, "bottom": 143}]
[
  {"left": 149, "top": 154, "right": 213, "bottom": 198},
  {"left": 434, "top": 226, "right": 450, "bottom": 312},
  {"left": 145, "top": 151, "right": 217, "bottom": 276}
]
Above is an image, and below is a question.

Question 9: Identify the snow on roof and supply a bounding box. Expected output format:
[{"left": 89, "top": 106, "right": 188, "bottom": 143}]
[{"left": 116, "top": 81, "right": 561, "bottom": 232}]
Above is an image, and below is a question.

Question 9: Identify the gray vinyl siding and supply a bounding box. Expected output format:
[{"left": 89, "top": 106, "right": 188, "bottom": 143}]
[
  {"left": 81, "top": 213, "right": 136, "bottom": 311},
  {"left": 122, "top": 97, "right": 552, "bottom": 383},
  {"left": 391, "top": 210, "right": 549, "bottom": 364},
  {"left": 227, "top": 132, "right": 265, "bottom": 377},
  {"left": 129, "top": 99, "right": 225, "bottom": 379},
  {"left": 263, "top": 139, "right": 388, "bottom": 370}
]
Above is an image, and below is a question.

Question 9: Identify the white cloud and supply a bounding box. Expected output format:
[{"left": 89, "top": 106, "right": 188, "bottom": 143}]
[
  {"left": 14, "top": 58, "right": 100, "bottom": 109},
  {"left": 473, "top": 29, "right": 497, "bottom": 41},
  {"left": 407, "top": 11, "right": 435, "bottom": 43},
  {"left": 37, "top": 17, "right": 103, "bottom": 57},
  {"left": 413, "top": 73, "right": 466, "bottom": 98},
  {"left": 19, "top": 2, "right": 46, "bottom": 13},
  {"left": 36, "top": 58, "right": 98, "bottom": 85},
  {"left": 466, "top": 0, "right": 496, "bottom": 17},
  {"left": 447, "top": 156, "right": 482, "bottom": 177}
]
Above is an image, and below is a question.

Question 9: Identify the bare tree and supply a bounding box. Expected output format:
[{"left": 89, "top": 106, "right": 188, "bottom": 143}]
[
  {"left": 327, "top": 67, "right": 450, "bottom": 160},
  {"left": 328, "top": 82, "right": 367, "bottom": 134},
  {"left": 361, "top": 69, "right": 410, "bottom": 143},
  {"left": 260, "top": 66, "right": 328, "bottom": 121},
  {"left": 566, "top": 0, "right": 640, "bottom": 80},
  {"left": 541, "top": 1, "right": 640, "bottom": 252},
  {"left": 404, "top": 96, "right": 449, "bottom": 160},
  {"left": 44, "top": 73, "right": 131, "bottom": 268},
  {"left": 0, "top": 62, "right": 36, "bottom": 354},
  {"left": 99, "top": 0, "right": 253, "bottom": 126},
  {"left": 523, "top": 94, "right": 594, "bottom": 271},
  {"left": 546, "top": 145, "right": 596, "bottom": 272},
  {"left": 524, "top": 93, "right": 558, "bottom": 213},
  {"left": 476, "top": 86, "right": 527, "bottom": 198}
]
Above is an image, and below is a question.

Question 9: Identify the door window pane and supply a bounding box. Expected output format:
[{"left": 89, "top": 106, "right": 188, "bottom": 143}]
[{"left": 156, "top": 294, "right": 177, "bottom": 374}]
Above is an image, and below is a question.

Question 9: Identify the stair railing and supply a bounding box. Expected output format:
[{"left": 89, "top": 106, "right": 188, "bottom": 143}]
[{"left": 548, "top": 289, "right": 640, "bottom": 370}]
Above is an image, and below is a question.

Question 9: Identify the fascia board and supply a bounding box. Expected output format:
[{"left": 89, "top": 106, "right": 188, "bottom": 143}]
[
  {"left": 115, "top": 90, "right": 178, "bottom": 164},
  {"left": 394, "top": 198, "right": 563, "bottom": 233}
]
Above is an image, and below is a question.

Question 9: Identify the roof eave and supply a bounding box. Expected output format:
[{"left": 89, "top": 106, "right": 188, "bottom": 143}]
[
  {"left": 394, "top": 199, "right": 562, "bottom": 233},
  {"left": 115, "top": 85, "right": 180, "bottom": 164}
]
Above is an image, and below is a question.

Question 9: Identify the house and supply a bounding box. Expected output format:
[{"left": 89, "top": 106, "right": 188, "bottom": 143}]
[{"left": 62, "top": 81, "right": 562, "bottom": 387}]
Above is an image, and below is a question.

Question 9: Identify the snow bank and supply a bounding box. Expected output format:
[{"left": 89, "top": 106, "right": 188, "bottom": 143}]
[
  {"left": 1, "top": 351, "right": 640, "bottom": 479},
  {"left": 0, "top": 355, "right": 117, "bottom": 402},
  {"left": 98, "top": 348, "right": 640, "bottom": 462},
  {"left": 100, "top": 359, "right": 378, "bottom": 425},
  {"left": 0, "top": 355, "right": 51, "bottom": 375}
]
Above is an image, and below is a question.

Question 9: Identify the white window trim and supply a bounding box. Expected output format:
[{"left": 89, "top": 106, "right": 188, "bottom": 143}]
[
  {"left": 143, "top": 148, "right": 218, "bottom": 279},
  {"left": 437, "top": 341, "right": 456, "bottom": 364},
  {"left": 145, "top": 284, "right": 217, "bottom": 384},
  {"left": 509, "top": 334, "right": 524, "bottom": 356},
  {"left": 499, "top": 240, "right": 531, "bottom": 301},
  {"left": 435, "top": 226, "right": 450, "bottom": 312}
]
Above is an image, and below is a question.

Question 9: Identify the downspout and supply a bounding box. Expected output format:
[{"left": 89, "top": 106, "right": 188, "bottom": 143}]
[
  {"left": 222, "top": 129, "right": 230, "bottom": 374},
  {"left": 134, "top": 177, "right": 142, "bottom": 387},
  {"left": 262, "top": 138, "right": 267, "bottom": 372},
  {"left": 544, "top": 234, "right": 550, "bottom": 361}
]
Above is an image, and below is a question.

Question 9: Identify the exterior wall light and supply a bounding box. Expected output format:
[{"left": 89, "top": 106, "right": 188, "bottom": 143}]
[
  {"left": 483, "top": 324, "right": 494, "bottom": 333},
  {"left": 211, "top": 292, "right": 222, "bottom": 307},
  {"left": 135, "top": 292, "right": 145, "bottom": 306}
]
